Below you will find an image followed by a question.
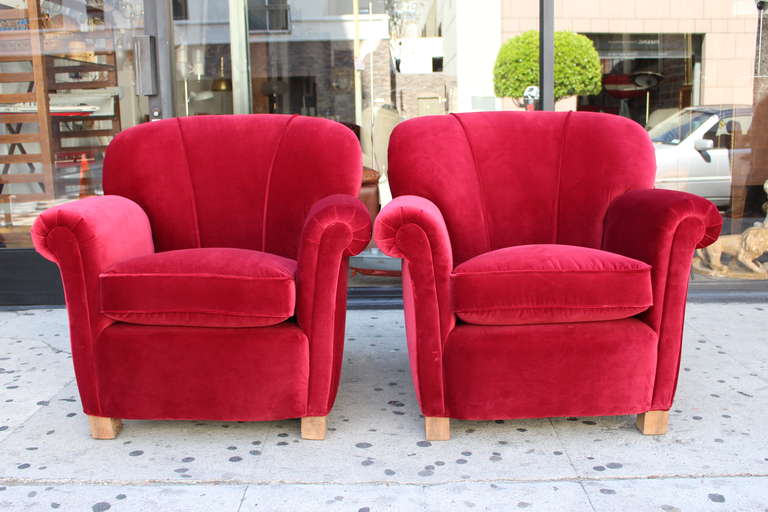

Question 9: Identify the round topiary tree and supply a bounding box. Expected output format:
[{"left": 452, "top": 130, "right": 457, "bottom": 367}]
[{"left": 494, "top": 30, "right": 602, "bottom": 102}]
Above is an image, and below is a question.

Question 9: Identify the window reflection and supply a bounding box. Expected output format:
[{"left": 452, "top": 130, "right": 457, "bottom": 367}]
[
  {"left": 0, "top": 0, "right": 145, "bottom": 249},
  {"left": 1, "top": 0, "right": 766, "bottom": 286}
]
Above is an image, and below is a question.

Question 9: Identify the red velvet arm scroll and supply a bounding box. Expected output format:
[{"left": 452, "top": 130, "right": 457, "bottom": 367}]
[
  {"left": 602, "top": 189, "right": 722, "bottom": 410},
  {"left": 31, "top": 195, "right": 154, "bottom": 415},
  {"left": 296, "top": 194, "right": 371, "bottom": 417},
  {"left": 374, "top": 195, "right": 455, "bottom": 417}
]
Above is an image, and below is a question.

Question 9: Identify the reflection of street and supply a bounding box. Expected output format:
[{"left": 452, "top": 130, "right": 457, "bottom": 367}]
[
  {"left": 691, "top": 87, "right": 768, "bottom": 279},
  {"left": 650, "top": 105, "right": 753, "bottom": 210},
  {"left": 3, "top": 0, "right": 768, "bottom": 289}
]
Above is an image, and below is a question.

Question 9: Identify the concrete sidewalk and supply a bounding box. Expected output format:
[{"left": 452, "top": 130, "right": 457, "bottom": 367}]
[{"left": 0, "top": 304, "right": 766, "bottom": 511}]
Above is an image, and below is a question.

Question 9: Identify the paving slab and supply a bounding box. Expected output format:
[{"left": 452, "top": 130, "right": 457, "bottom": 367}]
[
  {"left": 0, "top": 483, "right": 247, "bottom": 511},
  {"left": 0, "top": 322, "right": 73, "bottom": 445},
  {"left": 582, "top": 476, "right": 768, "bottom": 512},
  {"left": 0, "top": 304, "right": 765, "bottom": 510},
  {"left": 685, "top": 303, "right": 768, "bottom": 380},
  {"left": 239, "top": 480, "right": 595, "bottom": 511},
  {"left": 0, "top": 309, "right": 70, "bottom": 353},
  {"left": 549, "top": 322, "right": 768, "bottom": 479}
]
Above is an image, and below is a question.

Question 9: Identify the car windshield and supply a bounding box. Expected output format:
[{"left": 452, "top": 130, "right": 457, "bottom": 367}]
[{"left": 648, "top": 109, "right": 714, "bottom": 145}]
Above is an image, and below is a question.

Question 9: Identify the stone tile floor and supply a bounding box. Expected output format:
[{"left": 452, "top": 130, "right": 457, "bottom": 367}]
[{"left": 0, "top": 304, "right": 766, "bottom": 511}]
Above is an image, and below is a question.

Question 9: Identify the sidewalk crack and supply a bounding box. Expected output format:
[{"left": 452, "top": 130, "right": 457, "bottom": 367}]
[
  {"left": 236, "top": 484, "right": 249, "bottom": 512},
  {"left": 548, "top": 418, "right": 596, "bottom": 510}
]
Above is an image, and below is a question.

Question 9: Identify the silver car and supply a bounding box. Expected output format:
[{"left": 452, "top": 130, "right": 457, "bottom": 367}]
[{"left": 649, "top": 105, "right": 752, "bottom": 208}]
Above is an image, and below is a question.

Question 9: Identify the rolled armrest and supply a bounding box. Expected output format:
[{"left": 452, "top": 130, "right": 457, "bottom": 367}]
[
  {"left": 31, "top": 195, "right": 154, "bottom": 415},
  {"left": 296, "top": 194, "right": 371, "bottom": 416},
  {"left": 298, "top": 194, "right": 371, "bottom": 259},
  {"left": 602, "top": 188, "right": 722, "bottom": 410},
  {"left": 32, "top": 195, "right": 154, "bottom": 267},
  {"left": 374, "top": 195, "right": 454, "bottom": 417},
  {"left": 604, "top": 189, "right": 721, "bottom": 255}
]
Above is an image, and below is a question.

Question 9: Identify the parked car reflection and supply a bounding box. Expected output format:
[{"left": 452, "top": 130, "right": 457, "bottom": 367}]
[{"left": 649, "top": 105, "right": 752, "bottom": 209}]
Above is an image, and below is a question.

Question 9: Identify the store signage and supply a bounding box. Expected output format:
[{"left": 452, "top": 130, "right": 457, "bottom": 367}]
[{"left": 587, "top": 34, "right": 691, "bottom": 59}]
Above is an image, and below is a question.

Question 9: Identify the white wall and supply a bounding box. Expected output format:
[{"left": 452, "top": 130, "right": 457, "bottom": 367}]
[
  {"left": 438, "top": 0, "right": 501, "bottom": 112},
  {"left": 395, "top": 37, "right": 443, "bottom": 74}
]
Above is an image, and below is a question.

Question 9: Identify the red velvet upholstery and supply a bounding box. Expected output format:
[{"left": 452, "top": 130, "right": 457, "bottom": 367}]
[
  {"left": 375, "top": 111, "right": 722, "bottom": 422},
  {"left": 602, "top": 188, "right": 722, "bottom": 411},
  {"left": 32, "top": 114, "right": 371, "bottom": 424},
  {"left": 452, "top": 245, "right": 652, "bottom": 325},
  {"left": 96, "top": 323, "right": 309, "bottom": 420},
  {"left": 385, "top": 111, "right": 657, "bottom": 264},
  {"left": 101, "top": 248, "right": 297, "bottom": 328},
  {"left": 444, "top": 319, "right": 657, "bottom": 419}
]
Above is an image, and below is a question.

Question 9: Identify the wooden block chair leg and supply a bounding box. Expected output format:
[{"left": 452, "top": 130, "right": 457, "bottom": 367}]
[
  {"left": 301, "top": 416, "right": 327, "bottom": 440},
  {"left": 636, "top": 410, "right": 669, "bottom": 435},
  {"left": 424, "top": 416, "right": 450, "bottom": 441},
  {"left": 87, "top": 415, "right": 122, "bottom": 439}
]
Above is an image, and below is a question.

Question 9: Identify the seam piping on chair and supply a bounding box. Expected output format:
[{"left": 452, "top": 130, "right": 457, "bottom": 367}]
[
  {"left": 451, "top": 113, "right": 493, "bottom": 253},
  {"left": 454, "top": 305, "right": 651, "bottom": 312},
  {"left": 325, "top": 263, "right": 348, "bottom": 412},
  {"left": 54, "top": 226, "right": 106, "bottom": 415},
  {"left": 100, "top": 273, "right": 294, "bottom": 280},
  {"left": 262, "top": 114, "right": 297, "bottom": 252},
  {"left": 303, "top": 226, "right": 343, "bottom": 414},
  {"left": 652, "top": 217, "right": 700, "bottom": 407},
  {"left": 103, "top": 309, "right": 292, "bottom": 317},
  {"left": 451, "top": 268, "right": 650, "bottom": 276},
  {"left": 553, "top": 111, "right": 572, "bottom": 244},
  {"left": 400, "top": 219, "right": 448, "bottom": 416},
  {"left": 175, "top": 118, "right": 202, "bottom": 247}
]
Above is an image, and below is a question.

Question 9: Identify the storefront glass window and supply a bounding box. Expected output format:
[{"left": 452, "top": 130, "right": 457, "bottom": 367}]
[
  {"left": 172, "top": 1, "right": 234, "bottom": 117},
  {"left": 2, "top": 0, "right": 766, "bottom": 298},
  {"left": 0, "top": 0, "right": 146, "bottom": 250},
  {"left": 548, "top": 1, "right": 766, "bottom": 282}
]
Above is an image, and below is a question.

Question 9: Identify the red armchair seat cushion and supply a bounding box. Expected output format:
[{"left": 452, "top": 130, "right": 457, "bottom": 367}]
[
  {"left": 100, "top": 248, "right": 297, "bottom": 328},
  {"left": 452, "top": 244, "right": 652, "bottom": 326}
]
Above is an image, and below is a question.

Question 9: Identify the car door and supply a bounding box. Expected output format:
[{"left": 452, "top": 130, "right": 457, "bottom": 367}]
[{"left": 675, "top": 115, "right": 731, "bottom": 206}]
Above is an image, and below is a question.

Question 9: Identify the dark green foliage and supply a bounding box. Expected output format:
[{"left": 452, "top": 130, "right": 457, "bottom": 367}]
[{"left": 494, "top": 31, "right": 602, "bottom": 101}]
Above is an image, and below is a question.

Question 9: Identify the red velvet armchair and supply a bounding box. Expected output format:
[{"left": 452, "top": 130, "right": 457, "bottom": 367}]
[
  {"left": 374, "top": 111, "right": 722, "bottom": 440},
  {"left": 32, "top": 114, "right": 371, "bottom": 440}
]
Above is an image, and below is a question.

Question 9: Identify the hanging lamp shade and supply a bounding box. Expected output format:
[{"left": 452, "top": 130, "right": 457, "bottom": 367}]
[{"left": 211, "top": 56, "right": 232, "bottom": 92}]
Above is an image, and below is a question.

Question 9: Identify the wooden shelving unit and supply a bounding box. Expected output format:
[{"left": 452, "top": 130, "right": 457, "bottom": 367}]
[
  {"left": 0, "top": 1, "right": 54, "bottom": 203},
  {"left": 46, "top": 50, "right": 120, "bottom": 187},
  {"left": 0, "top": 0, "right": 120, "bottom": 208}
]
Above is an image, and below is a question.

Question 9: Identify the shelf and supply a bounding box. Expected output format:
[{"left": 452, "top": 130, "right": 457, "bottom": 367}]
[
  {"left": 0, "top": 133, "right": 40, "bottom": 143},
  {"left": 0, "top": 92, "right": 35, "bottom": 103},
  {"left": 0, "top": 154, "right": 44, "bottom": 165},
  {"left": 0, "top": 112, "right": 38, "bottom": 122},
  {"left": 0, "top": 71, "right": 33, "bottom": 82},
  {"left": 0, "top": 172, "right": 46, "bottom": 183},
  {"left": 0, "top": 9, "right": 28, "bottom": 20},
  {"left": 50, "top": 61, "right": 115, "bottom": 72}
]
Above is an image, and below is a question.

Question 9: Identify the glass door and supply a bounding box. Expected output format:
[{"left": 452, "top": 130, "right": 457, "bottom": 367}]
[
  {"left": 0, "top": 0, "right": 148, "bottom": 303},
  {"left": 170, "top": 0, "right": 237, "bottom": 117}
]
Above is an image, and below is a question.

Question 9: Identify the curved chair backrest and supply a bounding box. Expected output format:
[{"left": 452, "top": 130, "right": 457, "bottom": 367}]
[
  {"left": 387, "top": 111, "right": 656, "bottom": 264},
  {"left": 104, "top": 114, "right": 361, "bottom": 259}
]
